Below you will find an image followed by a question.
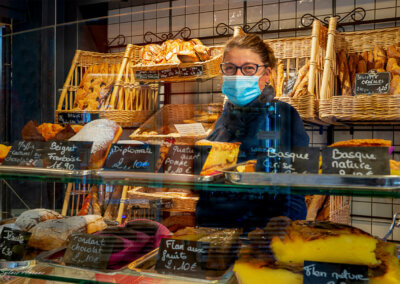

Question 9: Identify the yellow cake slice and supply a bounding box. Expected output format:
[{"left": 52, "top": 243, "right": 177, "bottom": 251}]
[
  {"left": 195, "top": 140, "right": 241, "bottom": 175},
  {"left": 270, "top": 220, "right": 380, "bottom": 266},
  {"left": 370, "top": 241, "right": 400, "bottom": 284}
]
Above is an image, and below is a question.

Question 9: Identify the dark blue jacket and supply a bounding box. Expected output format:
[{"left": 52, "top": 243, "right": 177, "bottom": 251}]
[{"left": 196, "top": 87, "right": 309, "bottom": 231}]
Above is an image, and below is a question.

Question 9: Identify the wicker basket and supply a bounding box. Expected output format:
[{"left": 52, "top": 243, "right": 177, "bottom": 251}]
[
  {"left": 319, "top": 17, "right": 400, "bottom": 123},
  {"left": 268, "top": 20, "right": 328, "bottom": 124},
  {"left": 329, "top": 195, "right": 351, "bottom": 225},
  {"left": 129, "top": 103, "right": 223, "bottom": 144},
  {"left": 57, "top": 44, "right": 158, "bottom": 127},
  {"left": 131, "top": 47, "right": 223, "bottom": 82}
]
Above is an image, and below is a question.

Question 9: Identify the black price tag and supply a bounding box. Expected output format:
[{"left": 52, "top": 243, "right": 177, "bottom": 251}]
[
  {"left": 0, "top": 228, "right": 31, "bottom": 261},
  {"left": 254, "top": 147, "right": 320, "bottom": 174},
  {"left": 161, "top": 145, "right": 211, "bottom": 175},
  {"left": 155, "top": 239, "right": 209, "bottom": 278},
  {"left": 104, "top": 144, "right": 160, "bottom": 172},
  {"left": 303, "top": 261, "right": 369, "bottom": 283},
  {"left": 41, "top": 141, "right": 92, "bottom": 170},
  {"left": 2, "top": 141, "right": 43, "bottom": 167},
  {"left": 135, "top": 70, "right": 160, "bottom": 80},
  {"left": 180, "top": 66, "right": 203, "bottom": 77},
  {"left": 354, "top": 70, "right": 391, "bottom": 95},
  {"left": 58, "top": 113, "right": 100, "bottom": 125},
  {"left": 159, "top": 68, "right": 181, "bottom": 78},
  {"left": 64, "top": 233, "right": 115, "bottom": 270},
  {"left": 322, "top": 147, "right": 390, "bottom": 176}
]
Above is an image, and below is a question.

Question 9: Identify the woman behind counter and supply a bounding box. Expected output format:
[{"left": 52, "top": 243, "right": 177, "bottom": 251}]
[{"left": 196, "top": 33, "right": 310, "bottom": 231}]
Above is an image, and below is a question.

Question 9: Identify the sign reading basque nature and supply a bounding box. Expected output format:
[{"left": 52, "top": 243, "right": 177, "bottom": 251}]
[{"left": 321, "top": 147, "right": 390, "bottom": 176}]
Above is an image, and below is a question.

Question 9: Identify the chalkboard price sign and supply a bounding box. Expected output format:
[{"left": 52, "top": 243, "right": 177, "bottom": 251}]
[
  {"left": 41, "top": 141, "right": 92, "bottom": 170},
  {"left": 161, "top": 145, "right": 211, "bottom": 175},
  {"left": 254, "top": 147, "right": 320, "bottom": 174},
  {"left": 159, "top": 68, "right": 180, "bottom": 78},
  {"left": 0, "top": 228, "right": 31, "bottom": 261},
  {"left": 180, "top": 66, "right": 203, "bottom": 77},
  {"left": 64, "top": 233, "right": 115, "bottom": 270},
  {"left": 155, "top": 239, "right": 209, "bottom": 278},
  {"left": 2, "top": 141, "right": 43, "bottom": 167},
  {"left": 322, "top": 147, "right": 390, "bottom": 176},
  {"left": 104, "top": 144, "right": 160, "bottom": 172},
  {"left": 354, "top": 70, "right": 391, "bottom": 95},
  {"left": 303, "top": 261, "right": 369, "bottom": 284},
  {"left": 58, "top": 112, "right": 100, "bottom": 125},
  {"left": 135, "top": 70, "right": 160, "bottom": 80}
]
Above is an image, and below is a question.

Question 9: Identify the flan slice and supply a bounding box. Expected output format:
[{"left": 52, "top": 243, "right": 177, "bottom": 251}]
[
  {"left": 370, "top": 241, "right": 400, "bottom": 284},
  {"left": 270, "top": 220, "right": 380, "bottom": 266},
  {"left": 195, "top": 140, "right": 241, "bottom": 175}
]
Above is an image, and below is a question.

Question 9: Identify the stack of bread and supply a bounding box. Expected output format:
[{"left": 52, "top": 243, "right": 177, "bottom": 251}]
[
  {"left": 73, "top": 63, "right": 121, "bottom": 111},
  {"left": 7, "top": 209, "right": 107, "bottom": 252},
  {"left": 335, "top": 44, "right": 400, "bottom": 96},
  {"left": 141, "top": 38, "right": 211, "bottom": 65},
  {"left": 234, "top": 217, "right": 400, "bottom": 284}
]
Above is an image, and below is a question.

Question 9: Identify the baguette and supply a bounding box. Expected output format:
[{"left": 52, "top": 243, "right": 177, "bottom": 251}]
[
  {"left": 357, "top": 59, "right": 367, "bottom": 73},
  {"left": 276, "top": 60, "right": 284, "bottom": 97},
  {"left": 367, "top": 51, "right": 375, "bottom": 70},
  {"left": 290, "top": 62, "right": 310, "bottom": 97},
  {"left": 292, "top": 69, "right": 309, "bottom": 98}
]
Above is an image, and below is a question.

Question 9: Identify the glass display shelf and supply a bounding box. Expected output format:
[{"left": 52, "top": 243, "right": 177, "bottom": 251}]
[{"left": 1, "top": 165, "right": 400, "bottom": 198}]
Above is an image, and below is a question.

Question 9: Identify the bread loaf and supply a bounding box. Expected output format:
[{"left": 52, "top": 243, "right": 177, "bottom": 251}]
[
  {"left": 387, "top": 58, "right": 400, "bottom": 76},
  {"left": 387, "top": 45, "right": 400, "bottom": 59},
  {"left": 28, "top": 215, "right": 107, "bottom": 250},
  {"left": 15, "top": 209, "right": 63, "bottom": 232}
]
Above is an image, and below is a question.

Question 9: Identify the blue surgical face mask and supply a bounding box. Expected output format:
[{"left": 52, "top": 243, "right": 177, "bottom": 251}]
[{"left": 222, "top": 75, "right": 261, "bottom": 106}]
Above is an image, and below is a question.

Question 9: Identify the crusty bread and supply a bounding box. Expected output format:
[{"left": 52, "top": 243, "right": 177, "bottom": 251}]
[
  {"left": 15, "top": 208, "right": 63, "bottom": 232},
  {"left": 28, "top": 215, "right": 107, "bottom": 250},
  {"left": 69, "top": 119, "right": 122, "bottom": 169}
]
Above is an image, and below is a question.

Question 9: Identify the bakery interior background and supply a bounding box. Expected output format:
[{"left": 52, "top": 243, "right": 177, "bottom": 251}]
[{"left": 1, "top": 0, "right": 400, "bottom": 239}]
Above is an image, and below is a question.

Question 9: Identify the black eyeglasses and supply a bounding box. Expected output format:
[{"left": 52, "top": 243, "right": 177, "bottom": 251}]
[{"left": 220, "top": 62, "right": 267, "bottom": 76}]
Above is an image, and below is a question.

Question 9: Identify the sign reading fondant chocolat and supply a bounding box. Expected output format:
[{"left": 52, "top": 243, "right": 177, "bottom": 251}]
[
  {"left": 322, "top": 147, "right": 390, "bottom": 176},
  {"left": 160, "top": 145, "right": 211, "bottom": 175},
  {"left": 2, "top": 141, "right": 43, "bottom": 167},
  {"left": 253, "top": 147, "right": 320, "bottom": 174},
  {"left": 355, "top": 70, "right": 390, "bottom": 95},
  {"left": 0, "top": 228, "right": 31, "bottom": 261},
  {"left": 104, "top": 144, "right": 160, "bottom": 172},
  {"left": 155, "top": 238, "right": 209, "bottom": 278},
  {"left": 41, "top": 141, "right": 92, "bottom": 170},
  {"left": 64, "top": 233, "right": 115, "bottom": 270},
  {"left": 303, "top": 261, "right": 369, "bottom": 284},
  {"left": 58, "top": 113, "right": 100, "bottom": 125}
]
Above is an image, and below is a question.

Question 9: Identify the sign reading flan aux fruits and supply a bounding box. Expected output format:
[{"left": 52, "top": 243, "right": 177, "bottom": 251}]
[
  {"left": 3, "top": 140, "right": 92, "bottom": 170},
  {"left": 64, "top": 233, "right": 115, "bottom": 270},
  {"left": 155, "top": 238, "right": 209, "bottom": 278},
  {"left": 321, "top": 147, "right": 390, "bottom": 176},
  {"left": 303, "top": 261, "right": 369, "bottom": 284},
  {"left": 253, "top": 147, "right": 320, "bottom": 174},
  {"left": 0, "top": 228, "right": 31, "bottom": 261},
  {"left": 104, "top": 144, "right": 160, "bottom": 172}
]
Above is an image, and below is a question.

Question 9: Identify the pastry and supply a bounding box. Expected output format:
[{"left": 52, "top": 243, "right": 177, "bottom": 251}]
[
  {"left": 373, "top": 45, "right": 386, "bottom": 70},
  {"left": 0, "top": 144, "right": 11, "bottom": 163},
  {"left": 387, "top": 45, "right": 400, "bottom": 59},
  {"left": 193, "top": 44, "right": 211, "bottom": 61},
  {"left": 195, "top": 140, "right": 241, "bottom": 175},
  {"left": 21, "top": 120, "right": 45, "bottom": 141},
  {"left": 15, "top": 208, "right": 63, "bottom": 232},
  {"left": 28, "top": 215, "right": 107, "bottom": 250},
  {"left": 387, "top": 58, "right": 400, "bottom": 76},
  {"left": 329, "top": 138, "right": 391, "bottom": 147},
  {"left": 69, "top": 119, "right": 122, "bottom": 169},
  {"left": 177, "top": 50, "right": 199, "bottom": 63}
]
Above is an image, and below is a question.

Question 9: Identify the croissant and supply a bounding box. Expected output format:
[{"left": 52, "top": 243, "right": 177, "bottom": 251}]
[{"left": 387, "top": 45, "right": 400, "bottom": 59}]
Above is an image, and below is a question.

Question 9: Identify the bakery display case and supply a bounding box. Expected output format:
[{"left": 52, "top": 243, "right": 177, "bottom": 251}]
[{"left": 3, "top": 1, "right": 400, "bottom": 283}]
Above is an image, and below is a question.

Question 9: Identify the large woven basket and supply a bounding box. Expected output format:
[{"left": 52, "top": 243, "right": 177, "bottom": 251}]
[
  {"left": 57, "top": 44, "right": 158, "bottom": 127},
  {"left": 131, "top": 47, "right": 223, "bottom": 82},
  {"left": 268, "top": 20, "right": 328, "bottom": 124},
  {"left": 129, "top": 103, "right": 222, "bottom": 144},
  {"left": 319, "top": 17, "right": 400, "bottom": 123}
]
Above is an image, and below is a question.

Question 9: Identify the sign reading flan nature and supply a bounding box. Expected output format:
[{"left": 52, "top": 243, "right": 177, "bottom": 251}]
[
  {"left": 0, "top": 228, "right": 31, "bottom": 261},
  {"left": 354, "top": 70, "right": 390, "bottom": 95},
  {"left": 2, "top": 141, "right": 43, "bottom": 167},
  {"left": 64, "top": 233, "right": 115, "bottom": 270},
  {"left": 104, "top": 144, "right": 160, "bottom": 172},
  {"left": 321, "top": 147, "right": 390, "bottom": 175},
  {"left": 160, "top": 145, "right": 211, "bottom": 175},
  {"left": 57, "top": 112, "right": 100, "bottom": 125},
  {"left": 254, "top": 147, "right": 320, "bottom": 174},
  {"left": 155, "top": 239, "right": 209, "bottom": 278},
  {"left": 303, "top": 261, "right": 369, "bottom": 284}
]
